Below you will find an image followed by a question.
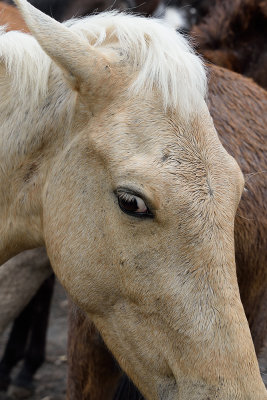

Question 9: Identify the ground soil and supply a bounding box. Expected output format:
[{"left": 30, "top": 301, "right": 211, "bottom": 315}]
[{"left": 0, "top": 280, "right": 266, "bottom": 400}]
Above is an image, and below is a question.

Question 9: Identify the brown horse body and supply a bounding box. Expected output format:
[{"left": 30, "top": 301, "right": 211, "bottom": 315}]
[
  {"left": 67, "top": 64, "right": 267, "bottom": 399},
  {"left": 191, "top": 0, "right": 267, "bottom": 89},
  {"left": 0, "top": 1, "right": 28, "bottom": 31},
  {"left": 208, "top": 65, "right": 267, "bottom": 354}
]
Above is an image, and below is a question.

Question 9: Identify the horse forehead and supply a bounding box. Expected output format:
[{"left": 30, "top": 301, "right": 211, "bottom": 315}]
[
  {"left": 86, "top": 130, "right": 224, "bottom": 186},
  {"left": 95, "top": 100, "right": 200, "bottom": 139},
  {"left": 85, "top": 106, "right": 222, "bottom": 169}
]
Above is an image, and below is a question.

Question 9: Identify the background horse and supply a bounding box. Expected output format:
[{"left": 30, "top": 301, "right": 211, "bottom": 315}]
[
  {"left": 0, "top": 1, "right": 28, "bottom": 30},
  {"left": 2, "top": 0, "right": 161, "bottom": 20},
  {"left": 0, "top": 268, "right": 54, "bottom": 398},
  {"left": 191, "top": 0, "right": 267, "bottom": 89},
  {"left": 0, "top": 248, "right": 54, "bottom": 397}
]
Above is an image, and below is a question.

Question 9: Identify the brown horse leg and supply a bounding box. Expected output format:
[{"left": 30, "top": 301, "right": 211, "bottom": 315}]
[
  {"left": 113, "top": 375, "right": 144, "bottom": 400},
  {"left": 0, "top": 274, "right": 55, "bottom": 397},
  {"left": 67, "top": 301, "right": 121, "bottom": 400},
  {"left": 10, "top": 274, "right": 55, "bottom": 395},
  {"left": 0, "top": 306, "right": 32, "bottom": 391}
]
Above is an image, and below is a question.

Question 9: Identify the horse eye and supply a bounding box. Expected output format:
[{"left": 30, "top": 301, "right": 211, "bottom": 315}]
[{"left": 117, "top": 192, "right": 153, "bottom": 218}]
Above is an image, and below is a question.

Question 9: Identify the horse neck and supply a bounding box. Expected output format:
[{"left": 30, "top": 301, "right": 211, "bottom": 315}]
[{"left": 0, "top": 63, "right": 76, "bottom": 264}]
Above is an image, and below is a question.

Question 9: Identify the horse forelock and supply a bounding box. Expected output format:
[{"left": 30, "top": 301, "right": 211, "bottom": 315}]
[
  {"left": 0, "top": 11, "right": 207, "bottom": 116},
  {"left": 67, "top": 12, "right": 207, "bottom": 114}
]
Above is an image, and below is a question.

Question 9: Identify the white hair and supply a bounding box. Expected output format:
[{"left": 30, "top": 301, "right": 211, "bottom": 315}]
[
  {"left": 0, "top": 28, "right": 51, "bottom": 102},
  {"left": 0, "top": 11, "right": 206, "bottom": 113},
  {"left": 69, "top": 12, "right": 207, "bottom": 112}
]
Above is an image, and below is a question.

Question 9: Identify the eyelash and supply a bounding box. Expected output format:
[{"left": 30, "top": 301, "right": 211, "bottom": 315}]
[
  {"left": 118, "top": 192, "right": 135, "bottom": 202},
  {"left": 116, "top": 190, "right": 154, "bottom": 219}
]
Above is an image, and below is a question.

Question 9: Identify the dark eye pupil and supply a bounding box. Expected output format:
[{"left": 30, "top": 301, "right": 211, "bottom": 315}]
[
  {"left": 119, "top": 197, "right": 138, "bottom": 212},
  {"left": 116, "top": 191, "right": 153, "bottom": 219}
]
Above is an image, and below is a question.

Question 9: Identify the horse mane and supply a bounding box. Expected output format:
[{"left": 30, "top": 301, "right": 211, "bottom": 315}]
[
  {"left": 0, "top": 11, "right": 207, "bottom": 113},
  {"left": 0, "top": 27, "right": 51, "bottom": 102},
  {"left": 68, "top": 12, "right": 207, "bottom": 112}
]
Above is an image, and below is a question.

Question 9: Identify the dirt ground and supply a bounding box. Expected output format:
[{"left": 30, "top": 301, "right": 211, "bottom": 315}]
[{"left": 0, "top": 280, "right": 267, "bottom": 400}]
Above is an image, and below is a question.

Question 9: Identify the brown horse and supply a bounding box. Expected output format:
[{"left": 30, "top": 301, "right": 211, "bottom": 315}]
[
  {"left": 2, "top": 0, "right": 161, "bottom": 21},
  {"left": 61, "top": 0, "right": 161, "bottom": 20},
  {"left": 0, "top": 1, "right": 28, "bottom": 31},
  {"left": 191, "top": 0, "right": 267, "bottom": 89},
  {"left": 67, "top": 65, "right": 267, "bottom": 399}
]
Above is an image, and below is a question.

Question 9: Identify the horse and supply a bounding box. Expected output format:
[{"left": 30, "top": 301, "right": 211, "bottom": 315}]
[
  {"left": 0, "top": 2, "right": 163, "bottom": 397},
  {"left": 0, "top": 248, "right": 54, "bottom": 397},
  {"left": 1, "top": 1, "right": 266, "bottom": 399},
  {"left": 3, "top": 0, "right": 161, "bottom": 21},
  {"left": 2, "top": 0, "right": 190, "bottom": 31},
  {"left": 67, "top": 65, "right": 267, "bottom": 399},
  {"left": 0, "top": 268, "right": 54, "bottom": 398},
  {"left": 0, "top": 5, "right": 56, "bottom": 397},
  {"left": 0, "top": 1, "right": 28, "bottom": 31},
  {"left": 191, "top": 0, "right": 267, "bottom": 89}
]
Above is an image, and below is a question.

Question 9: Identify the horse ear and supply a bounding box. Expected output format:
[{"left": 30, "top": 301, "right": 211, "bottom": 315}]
[{"left": 13, "top": 0, "right": 109, "bottom": 89}]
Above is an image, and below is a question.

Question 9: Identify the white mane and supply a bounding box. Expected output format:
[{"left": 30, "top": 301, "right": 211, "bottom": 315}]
[
  {"left": 69, "top": 12, "right": 207, "bottom": 112},
  {"left": 0, "top": 12, "right": 207, "bottom": 113},
  {"left": 0, "top": 26, "right": 51, "bottom": 102}
]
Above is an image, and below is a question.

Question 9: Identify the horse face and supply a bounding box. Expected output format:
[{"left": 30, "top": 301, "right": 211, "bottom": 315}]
[
  {"left": 12, "top": 1, "right": 265, "bottom": 397},
  {"left": 43, "top": 95, "right": 265, "bottom": 399}
]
